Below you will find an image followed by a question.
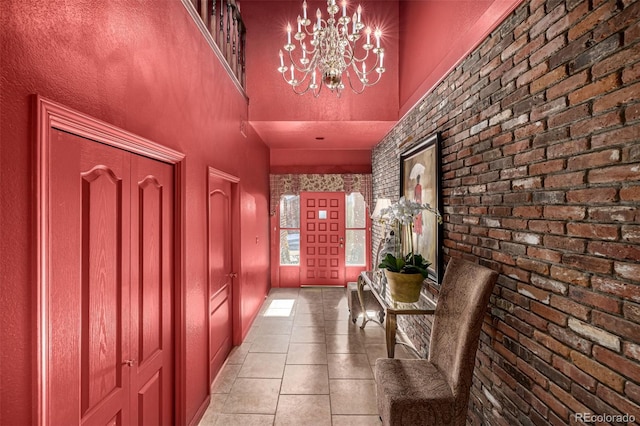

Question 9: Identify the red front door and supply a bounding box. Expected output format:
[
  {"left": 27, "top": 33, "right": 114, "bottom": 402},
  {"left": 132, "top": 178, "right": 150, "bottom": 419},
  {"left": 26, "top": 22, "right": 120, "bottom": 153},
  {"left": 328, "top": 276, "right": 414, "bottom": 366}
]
[
  {"left": 207, "top": 173, "right": 234, "bottom": 384},
  {"left": 48, "top": 129, "right": 174, "bottom": 425},
  {"left": 300, "top": 192, "right": 346, "bottom": 286}
]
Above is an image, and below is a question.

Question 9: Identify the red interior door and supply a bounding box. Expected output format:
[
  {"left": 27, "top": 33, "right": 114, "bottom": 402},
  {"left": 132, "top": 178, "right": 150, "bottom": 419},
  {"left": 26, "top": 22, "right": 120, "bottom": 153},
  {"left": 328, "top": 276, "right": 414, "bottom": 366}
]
[
  {"left": 48, "top": 129, "right": 173, "bottom": 425},
  {"left": 208, "top": 174, "right": 233, "bottom": 384},
  {"left": 300, "top": 192, "right": 346, "bottom": 286},
  {"left": 129, "top": 154, "right": 174, "bottom": 425}
]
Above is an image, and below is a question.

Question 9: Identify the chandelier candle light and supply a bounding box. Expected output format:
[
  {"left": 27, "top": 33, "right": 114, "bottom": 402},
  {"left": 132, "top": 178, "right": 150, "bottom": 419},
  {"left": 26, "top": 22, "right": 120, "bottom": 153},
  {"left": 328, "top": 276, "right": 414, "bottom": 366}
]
[{"left": 278, "top": 0, "right": 385, "bottom": 96}]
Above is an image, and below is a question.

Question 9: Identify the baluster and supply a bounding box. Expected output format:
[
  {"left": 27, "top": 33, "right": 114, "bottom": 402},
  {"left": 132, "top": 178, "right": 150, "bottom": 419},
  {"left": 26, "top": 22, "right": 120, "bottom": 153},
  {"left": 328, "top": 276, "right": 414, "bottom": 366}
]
[
  {"left": 219, "top": 0, "right": 224, "bottom": 47},
  {"left": 241, "top": 25, "right": 246, "bottom": 87},
  {"left": 236, "top": 20, "right": 242, "bottom": 80},
  {"left": 199, "top": 0, "right": 208, "bottom": 30},
  {"left": 232, "top": 12, "right": 237, "bottom": 55},
  {"left": 193, "top": 0, "right": 246, "bottom": 89},
  {"left": 210, "top": 0, "right": 216, "bottom": 37},
  {"left": 232, "top": 8, "right": 238, "bottom": 76},
  {"left": 226, "top": 1, "right": 232, "bottom": 63}
]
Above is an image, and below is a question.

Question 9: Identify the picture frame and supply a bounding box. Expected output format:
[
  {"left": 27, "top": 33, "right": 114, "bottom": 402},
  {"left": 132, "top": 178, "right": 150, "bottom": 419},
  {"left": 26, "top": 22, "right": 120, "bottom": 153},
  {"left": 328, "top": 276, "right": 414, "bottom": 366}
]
[{"left": 399, "top": 133, "right": 442, "bottom": 283}]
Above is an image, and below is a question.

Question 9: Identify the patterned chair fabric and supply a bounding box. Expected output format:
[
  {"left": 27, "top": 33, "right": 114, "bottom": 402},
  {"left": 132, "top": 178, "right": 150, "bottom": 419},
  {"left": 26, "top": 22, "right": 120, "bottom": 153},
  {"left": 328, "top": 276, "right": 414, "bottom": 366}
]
[{"left": 375, "top": 258, "right": 499, "bottom": 426}]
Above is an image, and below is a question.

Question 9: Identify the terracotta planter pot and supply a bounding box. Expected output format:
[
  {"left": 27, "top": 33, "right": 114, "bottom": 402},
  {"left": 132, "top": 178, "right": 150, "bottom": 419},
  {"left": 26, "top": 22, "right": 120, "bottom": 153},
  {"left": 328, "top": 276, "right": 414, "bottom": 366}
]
[{"left": 383, "top": 270, "right": 424, "bottom": 303}]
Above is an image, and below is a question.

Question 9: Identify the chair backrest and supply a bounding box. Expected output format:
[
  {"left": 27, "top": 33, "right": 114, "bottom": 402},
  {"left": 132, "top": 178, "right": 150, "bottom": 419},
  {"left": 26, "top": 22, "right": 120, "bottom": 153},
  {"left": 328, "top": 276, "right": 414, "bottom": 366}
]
[{"left": 428, "top": 258, "right": 498, "bottom": 396}]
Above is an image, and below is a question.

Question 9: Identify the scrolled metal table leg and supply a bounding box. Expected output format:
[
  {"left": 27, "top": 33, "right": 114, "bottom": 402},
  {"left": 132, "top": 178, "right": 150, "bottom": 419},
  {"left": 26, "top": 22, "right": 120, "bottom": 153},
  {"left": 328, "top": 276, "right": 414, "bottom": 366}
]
[{"left": 357, "top": 275, "right": 371, "bottom": 329}]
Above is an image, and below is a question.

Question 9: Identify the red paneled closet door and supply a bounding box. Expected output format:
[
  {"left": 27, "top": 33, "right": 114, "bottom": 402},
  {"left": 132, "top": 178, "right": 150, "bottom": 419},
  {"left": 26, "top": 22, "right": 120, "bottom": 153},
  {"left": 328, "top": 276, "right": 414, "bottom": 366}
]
[
  {"left": 129, "top": 154, "right": 174, "bottom": 425},
  {"left": 207, "top": 174, "right": 234, "bottom": 384},
  {"left": 48, "top": 130, "right": 174, "bottom": 425},
  {"left": 300, "top": 192, "right": 345, "bottom": 286}
]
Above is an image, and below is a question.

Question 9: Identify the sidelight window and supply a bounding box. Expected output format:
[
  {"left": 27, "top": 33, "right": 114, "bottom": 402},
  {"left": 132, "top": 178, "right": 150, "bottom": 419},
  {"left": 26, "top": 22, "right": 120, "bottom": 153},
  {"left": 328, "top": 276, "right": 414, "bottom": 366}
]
[
  {"left": 280, "top": 195, "right": 300, "bottom": 265},
  {"left": 345, "top": 193, "right": 366, "bottom": 266}
]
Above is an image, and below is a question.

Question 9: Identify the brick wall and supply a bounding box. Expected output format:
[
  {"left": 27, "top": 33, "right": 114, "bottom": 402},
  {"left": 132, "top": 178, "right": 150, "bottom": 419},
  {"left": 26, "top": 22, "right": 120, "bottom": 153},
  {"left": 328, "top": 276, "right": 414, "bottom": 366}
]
[{"left": 372, "top": 0, "right": 640, "bottom": 424}]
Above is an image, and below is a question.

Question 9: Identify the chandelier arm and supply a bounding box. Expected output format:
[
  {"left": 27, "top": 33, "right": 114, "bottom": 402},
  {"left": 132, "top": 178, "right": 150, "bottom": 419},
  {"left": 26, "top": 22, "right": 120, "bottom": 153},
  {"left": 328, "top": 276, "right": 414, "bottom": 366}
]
[
  {"left": 341, "top": 45, "right": 355, "bottom": 68},
  {"left": 311, "top": 80, "right": 323, "bottom": 98},
  {"left": 286, "top": 49, "right": 316, "bottom": 73},
  {"left": 302, "top": 22, "right": 321, "bottom": 37},
  {"left": 291, "top": 72, "right": 323, "bottom": 96},
  {"left": 349, "top": 48, "right": 372, "bottom": 64},
  {"left": 302, "top": 43, "right": 318, "bottom": 55},
  {"left": 281, "top": 71, "right": 296, "bottom": 86},
  {"left": 349, "top": 55, "right": 380, "bottom": 80},
  {"left": 347, "top": 71, "right": 382, "bottom": 90},
  {"left": 309, "top": 17, "right": 329, "bottom": 34},
  {"left": 345, "top": 71, "right": 367, "bottom": 94},
  {"left": 367, "top": 71, "right": 383, "bottom": 87},
  {"left": 281, "top": 61, "right": 323, "bottom": 94},
  {"left": 285, "top": 68, "right": 314, "bottom": 88},
  {"left": 284, "top": 70, "right": 315, "bottom": 95},
  {"left": 289, "top": 60, "right": 312, "bottom": 73},
  {"left": 280, "top": 69, "right": 304, "bottom": 89},
  {"left": 345, "top": 69, "right": 383, "bottom": 93},
  {"left": 292, "top": 84, "right": 314, "bottom": 95}
]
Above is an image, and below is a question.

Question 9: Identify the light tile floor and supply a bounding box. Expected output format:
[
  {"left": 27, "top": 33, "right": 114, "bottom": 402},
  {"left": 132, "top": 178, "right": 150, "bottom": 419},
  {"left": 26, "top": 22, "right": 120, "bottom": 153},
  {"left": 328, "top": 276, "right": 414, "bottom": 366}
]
[{"left": 198, "top": 287, "right": 417, "bottom": 426}]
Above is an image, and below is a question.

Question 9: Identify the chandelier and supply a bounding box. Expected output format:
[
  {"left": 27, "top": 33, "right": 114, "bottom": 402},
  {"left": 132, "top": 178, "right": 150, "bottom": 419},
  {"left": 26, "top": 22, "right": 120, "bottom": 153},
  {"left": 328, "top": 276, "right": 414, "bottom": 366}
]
[{"left": 277, "top": 0, "right": 385, "bottom": 97}]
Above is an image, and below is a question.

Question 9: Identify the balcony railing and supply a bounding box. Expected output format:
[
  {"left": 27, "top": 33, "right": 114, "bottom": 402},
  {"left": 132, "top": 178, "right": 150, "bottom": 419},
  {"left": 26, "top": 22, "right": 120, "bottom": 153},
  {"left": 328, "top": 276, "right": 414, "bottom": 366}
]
[{"left": 185, "top": 0, "right": 247, "bottom": 93}]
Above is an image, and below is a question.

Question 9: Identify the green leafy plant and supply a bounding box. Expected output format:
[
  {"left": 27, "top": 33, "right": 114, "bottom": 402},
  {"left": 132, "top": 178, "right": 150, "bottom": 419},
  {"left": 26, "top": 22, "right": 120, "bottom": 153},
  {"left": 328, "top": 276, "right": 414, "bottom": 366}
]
[{"left": 378, "top": 252, "right": 431, "bottom": 278}]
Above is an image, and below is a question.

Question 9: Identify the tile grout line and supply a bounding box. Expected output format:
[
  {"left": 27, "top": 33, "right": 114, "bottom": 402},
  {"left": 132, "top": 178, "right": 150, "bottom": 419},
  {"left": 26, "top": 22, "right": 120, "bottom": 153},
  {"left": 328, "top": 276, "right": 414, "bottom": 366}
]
[{"left": 201, "top": 288, "right": 388, "bottom": 425}]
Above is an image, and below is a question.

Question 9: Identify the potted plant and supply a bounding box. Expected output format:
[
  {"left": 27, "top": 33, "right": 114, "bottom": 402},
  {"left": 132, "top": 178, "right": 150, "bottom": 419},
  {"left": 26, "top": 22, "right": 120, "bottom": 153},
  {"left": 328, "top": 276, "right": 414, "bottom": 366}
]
[{"left": 376, "top": 197, "right": 442, "bottom": 303}]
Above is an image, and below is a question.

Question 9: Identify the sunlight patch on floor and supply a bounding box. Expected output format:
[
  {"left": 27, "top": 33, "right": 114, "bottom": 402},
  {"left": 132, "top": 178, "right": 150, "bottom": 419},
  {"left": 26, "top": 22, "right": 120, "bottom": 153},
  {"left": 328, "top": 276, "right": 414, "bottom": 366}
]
[{"left": 263, "top": 299, "right": 295, "bottom": 317}]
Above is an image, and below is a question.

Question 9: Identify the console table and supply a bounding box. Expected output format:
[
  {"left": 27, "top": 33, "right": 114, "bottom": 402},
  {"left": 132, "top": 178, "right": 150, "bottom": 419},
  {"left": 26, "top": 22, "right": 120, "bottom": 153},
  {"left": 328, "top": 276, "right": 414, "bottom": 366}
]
[{"left": 357, "top": 271, "right": 437, "bottom": 358}]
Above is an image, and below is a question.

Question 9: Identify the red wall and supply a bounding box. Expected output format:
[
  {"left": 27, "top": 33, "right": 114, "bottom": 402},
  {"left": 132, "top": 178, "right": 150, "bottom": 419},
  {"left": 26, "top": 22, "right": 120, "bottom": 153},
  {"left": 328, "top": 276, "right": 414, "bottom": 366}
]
[
  {"left": 398, "top": 0, "right": 523, "bottom": 116},
  {"left": 0, "top": 1, "right": 270, "bottom": 425},
  {"left": 270, "top": 149, "right": 372, "bottom": 174},
  {"left": 243, "top": 0, "right": 400, "bottom": 124}
]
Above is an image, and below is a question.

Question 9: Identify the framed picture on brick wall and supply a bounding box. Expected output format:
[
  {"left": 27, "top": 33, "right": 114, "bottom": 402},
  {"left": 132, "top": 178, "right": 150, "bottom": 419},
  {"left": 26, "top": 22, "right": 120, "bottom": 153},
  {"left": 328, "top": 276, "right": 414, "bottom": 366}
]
[{"left": 400, "top": 133, "right": 443, "bottom": 284}]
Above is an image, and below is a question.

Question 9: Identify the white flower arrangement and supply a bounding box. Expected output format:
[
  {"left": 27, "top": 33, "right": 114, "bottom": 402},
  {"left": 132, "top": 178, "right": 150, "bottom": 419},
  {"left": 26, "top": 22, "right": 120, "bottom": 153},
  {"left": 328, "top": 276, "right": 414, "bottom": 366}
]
[
  {"left": 376, "top": 196, "right": 443, "bottom": 275},
  {"left": 379, "top": 196, "right": 443, "bottom": 227}
]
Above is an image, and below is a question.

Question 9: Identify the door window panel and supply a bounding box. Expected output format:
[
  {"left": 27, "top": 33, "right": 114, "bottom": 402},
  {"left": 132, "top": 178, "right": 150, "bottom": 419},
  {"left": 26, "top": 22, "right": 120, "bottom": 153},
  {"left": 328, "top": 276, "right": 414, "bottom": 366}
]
[
  {"left": 280, "top": 230, "right": 300, "bottom": 265},
  {"left": 345, "top": 229, "right": 366, "bottom": 265}
]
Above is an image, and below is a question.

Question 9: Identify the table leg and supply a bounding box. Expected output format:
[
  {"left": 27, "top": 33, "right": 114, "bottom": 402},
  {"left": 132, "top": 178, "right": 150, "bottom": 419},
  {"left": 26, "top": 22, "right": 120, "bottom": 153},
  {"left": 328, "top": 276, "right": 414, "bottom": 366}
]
[
  {"left": 385, "top": 312, "right": 397, "bottom": 358},
  {"left": 357, "top": 275, "right": 371, "bottom": 329}
]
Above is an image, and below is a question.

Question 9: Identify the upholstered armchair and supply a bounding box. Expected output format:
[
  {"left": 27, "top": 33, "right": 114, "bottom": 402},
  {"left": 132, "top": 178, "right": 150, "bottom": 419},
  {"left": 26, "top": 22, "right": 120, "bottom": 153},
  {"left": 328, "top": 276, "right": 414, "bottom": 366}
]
[{"left": 375, "top": 258, "right": 499, "bottom": 426}]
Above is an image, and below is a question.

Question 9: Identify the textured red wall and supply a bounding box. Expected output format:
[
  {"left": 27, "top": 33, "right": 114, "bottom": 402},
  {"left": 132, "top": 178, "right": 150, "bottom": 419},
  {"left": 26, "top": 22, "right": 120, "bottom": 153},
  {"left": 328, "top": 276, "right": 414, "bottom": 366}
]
[
  {"left": 0, "top": 1, "right": 270, "bottom": 424},
  {"left": 270, "top": 149, "right": 372, "bottom": 174},
  {"left": 398, "top": 0, "right": 523, "bottom": 116},
  {"left": 243, "top": 0, "right": 400, "bottom": 124}
]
